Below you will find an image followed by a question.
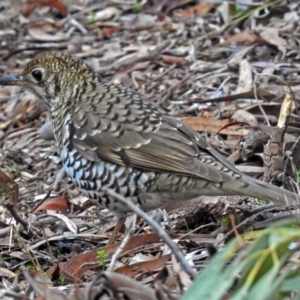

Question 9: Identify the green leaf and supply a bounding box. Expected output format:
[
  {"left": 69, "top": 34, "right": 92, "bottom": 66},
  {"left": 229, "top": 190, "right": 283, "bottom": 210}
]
[
  {"left": 133, "top": 3, "right": 142, "bottom": 13},
  {"left": 183, "top": 220, "right": 300, "bottom": 300},
  {"left": 88, "top": 12, "right": 96, "bottom": 24}
]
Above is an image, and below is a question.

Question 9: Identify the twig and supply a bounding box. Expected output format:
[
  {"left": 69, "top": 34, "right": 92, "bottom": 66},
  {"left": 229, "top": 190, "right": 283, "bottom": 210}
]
[
  {"left": 96, "top": 40, "right": 172, "bottom": 75},
  {"left": 29, "top": 232, "right": 107, "bottom": 250},
  {"left": 31, "top": 188, "right": 53, "bottom": 213},
  {"left": 4, "top": 202, "right": 36, "bottom": 237},
  {"left": 0, "top": 216, "right": 104, "bottom": 239},
  {"left": 216, "top": 204, "right": 299, "bottom": 246},
  {"left": 3, "top": 44, "right": 69, "bottom": 60},
  {"left": 230, "top": 214, "right": 244, "bottom": 247},
  {"left": 157, "top": 70, "right": 197, "bottom": 104},
  {"left": 0, "top": 290, "right": 25, "bottom": 299},
  {"left": 103, "top": 187, "right": 197, "bottom": 280},
  {"left": 245, "top": 203, "right": 275, "bottom": 215},
  {"left": 145, "top": 64, "right": 176, "bottom": 93},
  {"left": 178, "top": 222, "right": 216, "bottom": 241},
  {"left": 253, "top": 75, "right": 270, "bottom": 126},
  {"left": 0, "top": 217, "right": 55, "bottom": 238},
  {"left": 12, "top": 224, "right": 42, "bottom": 271}
]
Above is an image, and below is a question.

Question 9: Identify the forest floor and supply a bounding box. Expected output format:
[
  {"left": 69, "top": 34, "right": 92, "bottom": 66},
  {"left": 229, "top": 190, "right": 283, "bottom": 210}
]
[{"left": 0, "top": 0, "right": 300, "bottom": 299}]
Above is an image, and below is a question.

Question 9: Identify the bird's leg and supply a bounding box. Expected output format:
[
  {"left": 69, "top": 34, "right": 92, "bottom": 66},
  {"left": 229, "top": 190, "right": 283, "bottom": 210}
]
[
  {"left": 52, "top": 167, "right": 66, "bottom": 191},
  {"left": 107, "top": 217, "right": 126, "bottom": 245}
]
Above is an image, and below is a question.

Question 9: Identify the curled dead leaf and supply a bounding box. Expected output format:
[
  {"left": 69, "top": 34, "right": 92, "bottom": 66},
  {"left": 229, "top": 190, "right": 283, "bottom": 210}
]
[
  {"left": 175, "top": 3, "right": 214, "bottom": 18},
  {"left": 33, "top": 197, "right": 68, "bottom": 214},
  {"left": 98, "top": 27, "right": 119, "bottom": 40},
  {"left": 0, "top": 169, "right": 19, "bottom": 205},
  {"left": 162, "top": 55, "right": 190, "bottom": 65},
  {"left": 22, "top": 0, "right": 67, "bottom": 17}
]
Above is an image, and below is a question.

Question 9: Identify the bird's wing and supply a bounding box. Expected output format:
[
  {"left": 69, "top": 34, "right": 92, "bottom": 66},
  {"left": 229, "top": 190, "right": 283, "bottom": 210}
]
[{"left": 69, "top": 82, "right": 240, "bottom": 183}]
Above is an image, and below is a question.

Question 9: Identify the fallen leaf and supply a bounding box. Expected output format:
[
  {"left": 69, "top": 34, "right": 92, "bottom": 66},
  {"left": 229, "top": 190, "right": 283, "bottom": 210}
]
[
  {"left": 98, "top": 27, "right": 119, "bottom": 39},
  {"left": 27, "top": 27, "right": 68, "bottom": 42},
  {"left": 171, "top": 254, "right": 192, "bottom": 289},
  {"left": 47, "top": 212, "right": 78, "bottom": 234},
  {"left": 0, "top": 169, "right": 19, "bottom": 205},
  {"left": 94, "top": 7, "right": 121, "bottom": 21},
  {"left": 175, "top": 2, "right": 214, "bottom": 18},
  {"left": 22, "top": 0, "right": 67, "bottom": 17},
  {"left": 115, "top": 254, "right": 171, "bottom": 277},
  {"left": 181, "top": 116, "right": 249, "bottom": 136},
  {"left": 57, "top": 233, "right": 162, "bottom": 281},
  {"left": 232, "top": 109, "right": 258, "bottom": 126},
  {"left": 224, "top": 31, "right": 257, "bottom": 45},
  {"left": 161, "top": 55, "right": 190, "bottom": 65},
  {"left": 33, "top": 197, "right": 68, "bottom": 214},
  {"left": 258, "top": 27, "right": 287, "bottom": 57},
  {"left": 235, "top": 59, "right": 253, "bottom": 93}
]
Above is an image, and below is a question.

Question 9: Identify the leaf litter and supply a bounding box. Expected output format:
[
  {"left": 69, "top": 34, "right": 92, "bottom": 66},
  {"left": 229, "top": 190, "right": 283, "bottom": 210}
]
[{"left": 0, "top": 0, "right": 300, "bottom": 298}]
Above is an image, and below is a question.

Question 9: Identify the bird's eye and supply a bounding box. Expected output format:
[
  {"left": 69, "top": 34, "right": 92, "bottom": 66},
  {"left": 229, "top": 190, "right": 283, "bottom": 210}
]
[{"left": 32, "top": 69, "right": 43, "bottom": 82}]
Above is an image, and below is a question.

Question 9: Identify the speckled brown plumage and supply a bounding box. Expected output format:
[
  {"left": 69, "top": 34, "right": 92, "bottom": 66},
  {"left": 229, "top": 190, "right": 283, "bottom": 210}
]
[{"left": 0, "top": 52, "right": 299, "bottom": 217}]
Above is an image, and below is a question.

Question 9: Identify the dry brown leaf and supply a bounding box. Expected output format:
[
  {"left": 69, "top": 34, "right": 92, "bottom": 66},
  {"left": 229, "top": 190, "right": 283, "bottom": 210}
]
[
  {"left": 0, "top": 169, "right": 19, "bottom": 205},
  {"left": 115, "top": 254, "right": 171, "bottom": 277},
  {"left": 224, "top": 31, "right": 257, "bottom": 45},
  {"left": 98, "top": 27, "right": 119, "bottom": 40},
  {"left": 57, "top": 233, "right": 161, "bottom": 281},
  {"left": 22, "top": 0, "right": 67, "bottom": 17},
  {"left": 175, "top": 2, "right": 215, "bottom": 18},
  {"left": 162, "top": 55, "right": 190, "bottom": 65},
  {"left": 33, "top": 197, "right": 68, "bottom": 214},
  {"left": 232, "top": 109, "right": 258, "bottom": 127},
  {"left": 181, "top": 116, "right": 249, "bottom": 136},
  {"left": 258, "top": 27, "right": 287, "bottom": 57}
]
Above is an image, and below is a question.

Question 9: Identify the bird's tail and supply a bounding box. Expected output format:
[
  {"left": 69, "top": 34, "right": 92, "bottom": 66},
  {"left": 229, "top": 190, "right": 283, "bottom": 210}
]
[{"left": 222, "top": 175, "right": 300, "bottom": 206}]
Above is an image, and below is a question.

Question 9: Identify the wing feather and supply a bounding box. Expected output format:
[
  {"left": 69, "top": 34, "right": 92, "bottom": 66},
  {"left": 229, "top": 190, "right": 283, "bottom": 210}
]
[{"left": 69, "top": 82, "right": 241, "bottom": 183}]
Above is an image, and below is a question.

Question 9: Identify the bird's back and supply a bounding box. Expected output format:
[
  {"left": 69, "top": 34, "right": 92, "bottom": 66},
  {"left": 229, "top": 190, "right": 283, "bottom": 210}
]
[
  {"left": 1, "top": 51, "right": 298, "bottom": 215},
  {"left": 50, "top": 78, "right": 247, "bottom": 215}
]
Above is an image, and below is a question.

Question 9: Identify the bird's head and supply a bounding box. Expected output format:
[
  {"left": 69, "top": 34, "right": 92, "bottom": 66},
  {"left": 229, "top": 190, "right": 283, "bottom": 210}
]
[{"left": 0, "top": 52, "right": 99, "bottom": 108}]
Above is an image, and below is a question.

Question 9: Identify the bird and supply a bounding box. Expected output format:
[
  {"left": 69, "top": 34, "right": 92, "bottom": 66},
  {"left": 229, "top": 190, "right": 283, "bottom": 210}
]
[{"left": 0, "top": 52, "right": 299, "bottom": 240}]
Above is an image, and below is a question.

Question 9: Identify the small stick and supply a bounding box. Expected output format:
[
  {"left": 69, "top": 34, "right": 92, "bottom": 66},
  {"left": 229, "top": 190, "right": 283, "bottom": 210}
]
[{"left": 4, "top": 202, "right": 35, "bottom": 237}]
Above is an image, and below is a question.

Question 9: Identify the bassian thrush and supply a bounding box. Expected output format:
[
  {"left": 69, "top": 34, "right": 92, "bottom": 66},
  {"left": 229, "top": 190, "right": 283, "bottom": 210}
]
[{"left": 0, "top": 52, "right": 299, "bottom": 231}]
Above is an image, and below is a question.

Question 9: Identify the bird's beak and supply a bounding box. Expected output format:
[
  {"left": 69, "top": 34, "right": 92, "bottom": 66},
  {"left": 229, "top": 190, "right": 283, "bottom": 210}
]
[{"left": 0, "top": 73, "right": 24, "bottom": 86}]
